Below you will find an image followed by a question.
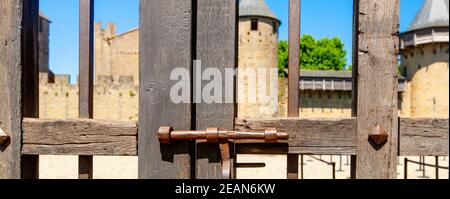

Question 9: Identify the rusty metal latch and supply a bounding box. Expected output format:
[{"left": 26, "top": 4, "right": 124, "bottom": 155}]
[{"left": 158, "top": 126, "right": 289, "bottom": 179}]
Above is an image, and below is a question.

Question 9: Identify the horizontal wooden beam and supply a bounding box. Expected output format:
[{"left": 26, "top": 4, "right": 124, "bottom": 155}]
[
  {"left": 399, "top": 118, "right": 449, "bottom": 156},
  {"left": 235, "top": 118, "right": 449, "bottom": 156},
  {"left": 22, "top": 118, "right": 137, "bottom": 156},
  {"left": 236, "top": 118, "right": 356, "bottom": 155},
  {"left": 21, "top": 118, "right": 448, "bottom": 156}
]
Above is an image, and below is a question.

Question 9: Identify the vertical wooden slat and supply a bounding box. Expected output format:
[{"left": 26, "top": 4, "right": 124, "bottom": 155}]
[
  {"left": 78, "top": 0, "right": 94, "bottom": 179},
  {"left": 350, "top": 0, "right": 359, "bottom": 180},
  {"left": 139, "top": 0, "right": 193, "bottom": 179},
  {"left": 287, "top": 154, "right": 299, "bottom": 179},
  {"left": 355, "top": 0, "right": 400, "bottom": 179},
  {"left": 195, "top": 0, "right": 237, "bottom": 179},
  {"left": 21, "top": 0, "right": 40, "bottom": 179},
  {"left": 0, "top": 0, "right": 23, "bottom": 179},
  {"left": 287, "top": 0, "right": 301, "bottom": 180},
  {"left": 435, "top": 156, "right": 439, "bottom": 179},
  {"left": 350, "top": 155, "right": 357, "bottom": 179},
  {"left": 288, "top": 0, "right": 300, "bottom": 117}
]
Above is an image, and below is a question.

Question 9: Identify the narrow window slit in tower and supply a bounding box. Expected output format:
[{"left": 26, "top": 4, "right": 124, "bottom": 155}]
[{"left": 251, "top": 18, "right": 258, "bottom": 31}]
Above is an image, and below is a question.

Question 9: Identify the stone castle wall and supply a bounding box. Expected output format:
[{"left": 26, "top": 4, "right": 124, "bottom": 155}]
[
  {"left": 276, "top": 78, "right": 353, "bottom": 118},
  {"left": 39, "top": 73, "right": 139, "bottom": 121},
  {"left": 39, "top": 73, "right": 354, "bottom": 122},
  {"left": 38, "top": 22, "right": 448, "bottom": 121}
]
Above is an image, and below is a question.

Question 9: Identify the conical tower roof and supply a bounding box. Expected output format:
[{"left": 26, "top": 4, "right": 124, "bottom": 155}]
[
  {"left": 239, "top": 0, "right": 280, "bottom": 23},
  {"left": 408, "top": 0, "right": 449, "bottom": 31}
]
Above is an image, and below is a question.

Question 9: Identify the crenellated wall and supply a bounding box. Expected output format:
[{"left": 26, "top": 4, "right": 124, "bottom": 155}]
[{"left": 39, "top": 73, "right": 139, "bottom": 121}]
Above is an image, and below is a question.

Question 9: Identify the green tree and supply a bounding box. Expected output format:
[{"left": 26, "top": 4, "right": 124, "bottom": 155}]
[
  {"left": 278, "top": 34, "right": 348, "bottom": 73},
  {"left": 278, "top": 40, "right": 289, "bottom": 77}
]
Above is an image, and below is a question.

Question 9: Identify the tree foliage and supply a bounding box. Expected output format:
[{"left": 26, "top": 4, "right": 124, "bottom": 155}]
[
  {"left": 278, "top": 40, "right": 289, "bottom": 76},
  {"left": 278, "top": 34, "right": 348, "bottom": 74}
]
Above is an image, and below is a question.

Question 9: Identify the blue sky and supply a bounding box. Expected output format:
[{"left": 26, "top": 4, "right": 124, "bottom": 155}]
[{"left": 40, "top": 0, "right": 424, "bottom": 82}]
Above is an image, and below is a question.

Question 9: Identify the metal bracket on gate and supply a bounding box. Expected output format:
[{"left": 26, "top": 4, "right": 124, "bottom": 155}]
[{"left": 158, "top": 126, "right": 289, "bottom": 179}]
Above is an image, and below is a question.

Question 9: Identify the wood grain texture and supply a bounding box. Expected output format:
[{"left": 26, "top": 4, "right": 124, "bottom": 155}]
[
  {"left": 399, "top": 118, "right": 449, "bottom": 156},
  {"left": 78, "top": 0, "right": 94, "bottom": 179},
  {"left": 22, "top": 118, "right": 137, "bottom": 156},
  {"left": 0, "top": 0, "right": 23, "bottom": 179},
  {"left": 139, "top": 0, "right": 193, "bottom": 179},
  {"left": 355, "top": 0, "right": 400, "bottom": 179},
  {"left": 350, "top": 0, "right": 359, "bottom": 178},
  {"left": 287, "top": 0, "right": 301, "bottom": 179},
  {"left": 18, "top": 118, "right": 448, "bottom": 157},
  {"left": 236, "top": 118, "right": 356, "bottom": 155},
  {"left": 287, "top": 154, "right": 299, "bottom": 179},
  {"left": 15, "top": 117, "right": 450, "bottom": 159},
  {"left": 20, "top": 0, "right": 40, "bottom": 179},
  {"left": 288, "top": 0, "right": 300, "bottom": 117},
  {"left": 79, "top": 0, "right": 94, "bottom": 119},
  {"left": 195, "top": 0, "right": 237, "bottom": 179},
  {"left": 235, "top": 118, "right": 448, "bottom": 156}
]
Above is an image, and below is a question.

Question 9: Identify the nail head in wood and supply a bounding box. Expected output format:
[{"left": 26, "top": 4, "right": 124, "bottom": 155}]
[
  {"left": 369, "top": 124, "right": 389, "bottom": 145},
  {"left": 0, "top": 127, "right": 10, "bottom": 146},
  {"left": 158, "top": 126, "right": 173, "bottom": 144}
]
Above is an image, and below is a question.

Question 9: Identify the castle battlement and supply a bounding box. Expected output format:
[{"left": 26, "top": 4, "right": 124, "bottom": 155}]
[{"left": 39, "top": 72, "right": 139, "bottom": 121}]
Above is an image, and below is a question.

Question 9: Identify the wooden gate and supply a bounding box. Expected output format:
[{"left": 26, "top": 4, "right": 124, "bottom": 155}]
[{"left": 0, "top": 0, "right": 448, "bottom": 179}]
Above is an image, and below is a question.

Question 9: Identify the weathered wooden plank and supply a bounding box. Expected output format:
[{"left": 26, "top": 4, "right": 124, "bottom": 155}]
[
  {"left": 288, "top": 0, "right": 300, "bottom": 118},
  {"left": 287, "top": 0, "right": 301, "bottom": 180},
  {"left": 78, "top": 0, "right": 95, "bottom": 180},
  {"left": 235, "top": 118, "right": 448, "bottom": 156},
  {"left": 350, "top": 0, "right": 359, "bottom": 180},
  {"left": 287, "top": 154, "right": 299, "bottom": 179},
  {"left": 355, "top": 0, "right": 400, "bottom": 179},
  {"left": 195, "top": 0, "right": 237, "bottom": 179},
  {"left": 139, "top": 0, "right": 193, "bottom": 179},
  {"left": 0, "top": 0, "right": 23, "bottom": 179},
  {"left": 79, "top": 0, "right": 94, "bottom": 119},
  {"left": 235, "top": 118, "right": 356, "bottom": 155},
  {"left": 21, "top": 0, "right": 40, "bottom": 179},
  {"left": 399, "top": 118, "right": 449, "bottom": 156},
  {"left": 21, "top": 118, "right": 137, "bottom": 156},
  {"left": 18, "top": 118, "right": 448, "bottom": 157}
]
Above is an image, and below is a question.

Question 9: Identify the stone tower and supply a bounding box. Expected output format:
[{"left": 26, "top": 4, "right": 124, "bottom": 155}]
[
  {"left": 238, "top": 0, "right": 281, "bottom": 118},
  {"left": 38, "top": 12, "right": 52, "bottom": 74},
  {"left": 400, "top": 0, "right": 449, "bottom": 118},
  {"left": 94, "top": 22, "right": 139, "bottom": 85}
]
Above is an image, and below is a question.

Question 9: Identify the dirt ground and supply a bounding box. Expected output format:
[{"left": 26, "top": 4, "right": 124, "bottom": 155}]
[{"left": 39, "top": 155, "right": 449, "bottom": 179}]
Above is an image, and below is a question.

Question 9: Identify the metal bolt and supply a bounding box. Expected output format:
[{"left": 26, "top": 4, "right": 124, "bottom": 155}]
[
  {"left": 158, "top": 126, "right": 172, "bottom": 144},
  {"left": 158, "top": 126, "right": 289, "bottom": 144}
]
